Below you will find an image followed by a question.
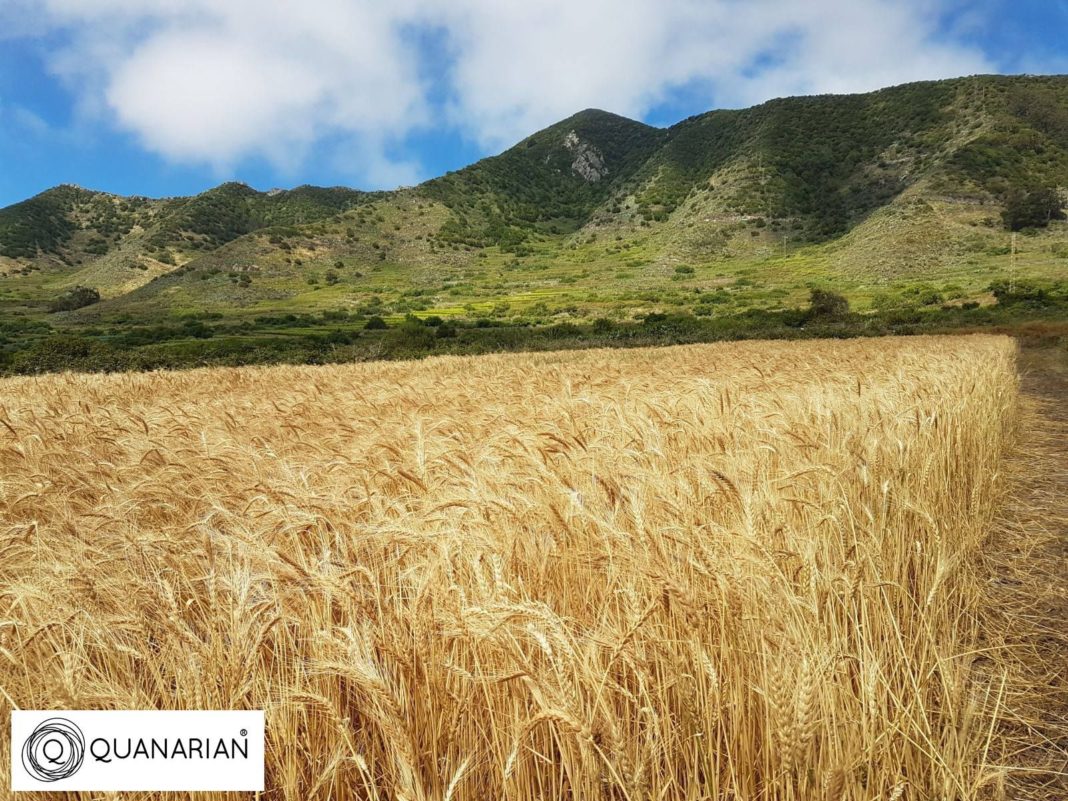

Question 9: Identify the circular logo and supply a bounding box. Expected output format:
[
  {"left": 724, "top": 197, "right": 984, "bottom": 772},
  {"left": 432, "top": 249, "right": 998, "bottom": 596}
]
[{"left": 21, "top": 718, "right": 86, "bottom": 782}]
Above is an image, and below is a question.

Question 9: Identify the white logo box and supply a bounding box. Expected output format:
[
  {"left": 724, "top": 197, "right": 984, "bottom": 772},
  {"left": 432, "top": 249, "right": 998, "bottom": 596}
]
[{"left": 11, "top": 710, "right": 264, "bottom": 792}]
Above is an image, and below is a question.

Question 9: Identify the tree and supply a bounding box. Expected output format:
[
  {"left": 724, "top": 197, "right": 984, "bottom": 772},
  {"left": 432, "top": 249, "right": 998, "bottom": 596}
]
[
  {"left": 49, "top": 285, "right": 100, "bottom": 313},
  {"left": 807, "top": 288, "right": 849, "bottom": 318},
  {"left": 1001, "top": 186, "right": 1066, "bottom": 231},
  {"left": 990, "top": 280, "right": 1051, "bottom": 307}
]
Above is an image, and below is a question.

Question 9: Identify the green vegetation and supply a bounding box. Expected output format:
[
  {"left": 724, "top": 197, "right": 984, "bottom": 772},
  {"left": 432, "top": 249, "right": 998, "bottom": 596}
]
[
  {"left": 1001, "top": 185, "right": 1066, "bottom": 231},
  {"left": 143, "top": 183, "right": 374, "bottom": 253},
  {"left": 0, "top": 75, "right": 1066, "bottom": 374},
  {"left": 48, "top": 285, "right": 100, "bottom": 312},
  {"left": 807, "top": 288, "right": 850, "bottom": 319},
  {"left": 0, "top": 182, "right": 373, "bottom": 268},
  {"left": 1, "top": 283, "right": 1064, "bottom": 376},
  {"left": 629, "top": 81, "right": 956, "bottom": 238},
  {"left": 423, "top": 110, "right": 664, "bottom": 251},
  {"left": 0, "top": 185, "right": 88, "bottom": 258}
]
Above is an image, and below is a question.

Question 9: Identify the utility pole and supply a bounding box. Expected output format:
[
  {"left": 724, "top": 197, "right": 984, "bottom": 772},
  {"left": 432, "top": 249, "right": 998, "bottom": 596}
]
[{"left": 1010, "top": 231, "right": 1017, "bottom": 294}]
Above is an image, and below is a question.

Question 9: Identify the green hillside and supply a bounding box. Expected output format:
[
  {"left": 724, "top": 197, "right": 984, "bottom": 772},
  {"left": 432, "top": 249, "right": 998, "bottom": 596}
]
[
  {"left": 423, "top": 109, "right": 665, "bottom": 250},
  {"left": 141, "top": 183, "right": 376, "bottom": 256},
  {"left": 0, "top": 182, "right": 373, "bottom": 279},
  {"left": 0, "top": 74, "right": 1066, "bottom": 373}
]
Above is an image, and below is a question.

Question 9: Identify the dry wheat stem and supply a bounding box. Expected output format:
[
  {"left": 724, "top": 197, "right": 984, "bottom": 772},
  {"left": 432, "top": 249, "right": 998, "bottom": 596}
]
[{"left": 0, "top": 335, "right": 1020, "bottom": 800}]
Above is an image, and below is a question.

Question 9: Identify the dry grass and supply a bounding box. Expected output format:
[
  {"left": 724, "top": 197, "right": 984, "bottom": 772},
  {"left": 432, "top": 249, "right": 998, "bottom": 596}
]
[{"left": 0, "top": 335, "right": 1020, "bottom": 800}]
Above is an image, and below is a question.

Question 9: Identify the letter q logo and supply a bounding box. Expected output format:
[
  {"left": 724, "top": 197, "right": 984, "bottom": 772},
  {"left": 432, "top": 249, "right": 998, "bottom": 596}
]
[{"left": 21, "top": 717, "right": 86, "bottom": 782}]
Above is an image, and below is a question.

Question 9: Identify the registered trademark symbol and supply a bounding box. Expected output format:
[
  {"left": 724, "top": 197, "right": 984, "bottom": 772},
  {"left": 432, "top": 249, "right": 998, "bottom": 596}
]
[{"left": 240, "top": 729, "right": 247, "bottom": 737}]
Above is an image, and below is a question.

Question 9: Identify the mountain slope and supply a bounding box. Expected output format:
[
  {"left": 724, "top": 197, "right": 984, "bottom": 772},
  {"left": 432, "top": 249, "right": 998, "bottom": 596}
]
[
  {"left": 1, "top": 74, "right": 1066, "bottom": 325},
  {"left": 602, "top": 75, "right": 1068, "bottom": 238},
  {"left": 627, "top": 79, "right": 960, "bottom": 236},
  {"left": 0, "top": 182, "right": 374, "bottom": 277},
  {"left": 422, "top": 109, "right": 665, "bottom": 250}
]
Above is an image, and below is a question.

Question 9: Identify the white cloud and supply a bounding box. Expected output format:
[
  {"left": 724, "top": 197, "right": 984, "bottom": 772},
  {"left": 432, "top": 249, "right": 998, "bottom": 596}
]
[
  {"left": 709, "top": 0, "right": 995, "bottom": 105},
  {"left": 21, "top": 0, "right": 996, "bottom": 185},
  {"left": 34, "top": 0, "right": 428, "bottom": 183},
  {"left": 326, "top": 136, "right": 425, "bottom": 189},
  {"left": 422, "top": 0, "right": 994, "bottom": 148}
]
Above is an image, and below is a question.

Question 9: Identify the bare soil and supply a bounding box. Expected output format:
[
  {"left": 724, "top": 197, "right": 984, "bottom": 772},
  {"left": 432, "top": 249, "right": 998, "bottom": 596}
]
[{"left": 985, "top": 344, "right": 1068, "bottom": 799}]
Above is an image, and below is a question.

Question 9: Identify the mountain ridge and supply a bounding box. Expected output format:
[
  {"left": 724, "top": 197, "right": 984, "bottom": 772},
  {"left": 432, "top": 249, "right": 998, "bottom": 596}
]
[{"left": 1, "top": 73, "right": 1066, "bottom": 326}]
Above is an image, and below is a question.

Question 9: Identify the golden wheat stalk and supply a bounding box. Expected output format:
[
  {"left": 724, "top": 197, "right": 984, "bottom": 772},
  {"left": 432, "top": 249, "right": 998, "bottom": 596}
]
[{"left": 0, "top": 335, "right": 1021, "bottom": 801}]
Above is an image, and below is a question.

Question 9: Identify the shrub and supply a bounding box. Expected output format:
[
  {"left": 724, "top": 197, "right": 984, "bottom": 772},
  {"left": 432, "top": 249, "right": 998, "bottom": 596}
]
[
  {"left": 546, "top": 323, "right": 581, "bottom": 338},
  {"left": 396, "top": 318, "right": 436, "bottom": 349},
  {"left": 317, "top": 329, "right": 359, "bottom": 346},
  {"left": 1001, "top": 186, "right": 1066, "bottom": 231},
  {"left": 989, "top": 280, "right": 1065, "bottom": 308},
  {"left": 364, "top": 316, "right": 388, "bottom": 330},
  {"left": 807, "top": 288, "right": 849, "bottom": 318},
  {"left": 900, "top": 285, "right": 944, "bottom": 307},
  {"left": 49, "top": 286, "right": 101, "bottom": 313}
]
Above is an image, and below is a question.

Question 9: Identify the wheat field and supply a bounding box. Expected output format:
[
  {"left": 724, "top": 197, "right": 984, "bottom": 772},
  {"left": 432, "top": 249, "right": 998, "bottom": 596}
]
[{"left": 0, "top": 335, "right": 1020, "bottom": 800}]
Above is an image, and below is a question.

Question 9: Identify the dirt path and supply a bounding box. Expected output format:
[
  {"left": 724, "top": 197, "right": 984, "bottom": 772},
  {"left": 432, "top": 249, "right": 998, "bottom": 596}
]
[{"left": 984, "top": 345, "right": 1068, "bottom": 800}]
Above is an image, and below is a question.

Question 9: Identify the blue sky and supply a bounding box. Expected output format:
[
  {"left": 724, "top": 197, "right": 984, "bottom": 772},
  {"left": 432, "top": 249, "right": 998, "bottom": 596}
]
[{"left": 0, "top": 0, "right": 1065, "bottom": 208}]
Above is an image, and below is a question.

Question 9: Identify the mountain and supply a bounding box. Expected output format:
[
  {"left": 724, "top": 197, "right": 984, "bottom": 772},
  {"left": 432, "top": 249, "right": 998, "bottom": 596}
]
[
  {"left": 421, "top": 109, "right": 665, "bottom": 249},
  {"left": 0, "top": 182, "right": 372, "bottom": 269},
  {"left": 1, "top": 74, "right": 1066, "bottom": 327}
]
